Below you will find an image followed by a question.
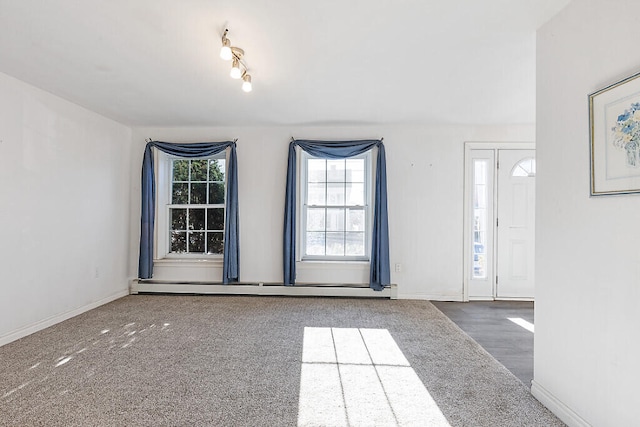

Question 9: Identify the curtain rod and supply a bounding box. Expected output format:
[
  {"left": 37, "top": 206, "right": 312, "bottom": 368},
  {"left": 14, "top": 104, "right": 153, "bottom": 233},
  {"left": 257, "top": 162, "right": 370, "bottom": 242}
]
[
  {"left": 290, "top": 137, "right": 384, "bottom": 142},
  {"left": 145, "top": 138, "right": 238, "bottom": 143}
]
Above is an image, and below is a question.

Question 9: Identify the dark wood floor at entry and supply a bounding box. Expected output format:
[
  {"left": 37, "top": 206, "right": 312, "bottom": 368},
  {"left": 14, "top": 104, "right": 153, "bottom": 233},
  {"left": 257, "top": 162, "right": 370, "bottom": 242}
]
[{"left": 432, "top": 301, "right": 534, "bottom": 388}]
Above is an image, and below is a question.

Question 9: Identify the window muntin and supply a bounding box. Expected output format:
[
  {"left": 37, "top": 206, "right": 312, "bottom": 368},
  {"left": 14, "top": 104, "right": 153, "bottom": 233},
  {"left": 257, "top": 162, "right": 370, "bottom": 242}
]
[
  {"left": 301, "top": 153, "right": 371, "bottom": 260},
  {"left": 168, "top": 156, "right": 226, "bottom": 255}
]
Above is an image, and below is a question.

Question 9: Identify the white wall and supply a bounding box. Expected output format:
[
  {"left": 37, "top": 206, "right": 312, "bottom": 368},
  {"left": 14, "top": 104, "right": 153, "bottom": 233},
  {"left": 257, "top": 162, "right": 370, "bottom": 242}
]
[
  {"left": 0, "top": 72, "right": 132, "bottom": 345},
  {"left": 129, "top": 124, "right": 533, "bottom": 300},
  {"left": 534, "top": 1, "right": 640, "bottom": 425}
]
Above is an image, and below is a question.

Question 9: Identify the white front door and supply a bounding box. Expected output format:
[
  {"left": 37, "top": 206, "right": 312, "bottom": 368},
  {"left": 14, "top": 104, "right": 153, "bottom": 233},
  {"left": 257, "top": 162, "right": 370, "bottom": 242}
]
[{"left": 495, "top": 149, "right": 536, "bottom": 298}]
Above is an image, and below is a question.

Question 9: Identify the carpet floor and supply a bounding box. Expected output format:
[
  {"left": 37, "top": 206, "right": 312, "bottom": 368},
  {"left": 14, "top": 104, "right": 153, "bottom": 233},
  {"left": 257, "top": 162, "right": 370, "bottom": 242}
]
[{"left": 0, "top": 295, "right": 563, "bottom": 426}]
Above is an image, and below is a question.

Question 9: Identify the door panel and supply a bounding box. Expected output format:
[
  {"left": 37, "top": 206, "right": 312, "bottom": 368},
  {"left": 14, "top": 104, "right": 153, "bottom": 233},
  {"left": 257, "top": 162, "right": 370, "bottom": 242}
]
[{"left": 496, "top": 150, "right": 535, "bottom": 298}]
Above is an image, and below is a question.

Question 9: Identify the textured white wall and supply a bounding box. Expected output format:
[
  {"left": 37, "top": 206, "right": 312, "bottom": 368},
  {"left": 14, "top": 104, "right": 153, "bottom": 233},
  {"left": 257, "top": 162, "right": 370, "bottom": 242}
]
[
  {"left": 535, "top": 1, "right": 640, "bottom": 425},
  {"left": 0, "top": 72, "right": 132, "bottom": 343},
  {"left": 129, "top": 124, "right": 534, "bottom": 300}
]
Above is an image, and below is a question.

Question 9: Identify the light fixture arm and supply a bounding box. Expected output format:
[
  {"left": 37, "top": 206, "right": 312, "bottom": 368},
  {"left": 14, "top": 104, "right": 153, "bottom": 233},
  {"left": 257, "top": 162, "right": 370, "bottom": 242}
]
[{"left": 231, "top": 47, "right": 244, "bottom": 60}]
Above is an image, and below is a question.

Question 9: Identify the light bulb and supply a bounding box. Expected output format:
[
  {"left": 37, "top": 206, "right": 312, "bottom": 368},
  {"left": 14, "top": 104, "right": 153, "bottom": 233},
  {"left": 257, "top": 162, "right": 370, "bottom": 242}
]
[
  {"left": 230, "top": 58, "right": 242, "bottom": 79},
  {"left": 220, "top": 47, "right": 232, "bottom": 61},
  {"left": 220, "top": 38, "right": 232, "bottom": 60},
  {"left": 242, "top": 74, "right": 252, "bottom": 92}
]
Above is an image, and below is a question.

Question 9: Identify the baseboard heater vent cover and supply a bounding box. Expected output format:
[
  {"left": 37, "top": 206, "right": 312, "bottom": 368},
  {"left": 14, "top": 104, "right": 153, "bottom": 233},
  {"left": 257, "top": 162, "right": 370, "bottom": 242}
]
[{"left": 130, "top": 280, "right": 396, "bottom": 299}]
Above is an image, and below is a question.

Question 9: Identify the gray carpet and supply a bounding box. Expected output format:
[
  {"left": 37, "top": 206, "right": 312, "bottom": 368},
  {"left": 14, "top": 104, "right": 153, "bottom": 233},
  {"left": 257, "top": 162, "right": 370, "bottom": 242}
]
[{"left": 0, "top": 295, "right": 563, "bottom": 426}]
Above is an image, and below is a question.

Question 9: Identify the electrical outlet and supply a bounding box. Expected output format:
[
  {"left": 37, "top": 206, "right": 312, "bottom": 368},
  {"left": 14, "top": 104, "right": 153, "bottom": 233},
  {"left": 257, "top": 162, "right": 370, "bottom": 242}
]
[{"left": 395, "top": 263, "right": 402, "bottom": 272}]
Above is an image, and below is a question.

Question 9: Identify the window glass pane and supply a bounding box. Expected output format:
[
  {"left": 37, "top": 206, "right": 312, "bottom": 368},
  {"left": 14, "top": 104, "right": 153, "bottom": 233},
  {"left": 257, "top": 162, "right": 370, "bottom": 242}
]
[
  {"left": 307, "top": 208, "right": 325, "bottom": 232},
  {"left": 172, "top": 183, "right": 188, "bottom": 204},
  {"left": 326, "top": 232, "right": 345, "bottom": 256},
  {"left": 209, "top": 159, "right": 225, "bottom": 182},
  {"left": 171, "top": 231, "right": 187, "bottom": 253},
  {"left": 191, "top": 183, "right": 207, "bottom": 204},
  {"left": 327, "top": 183, "right": 345, "bottom": 206},
  {"left": 167, "top": 155, "right": 226, "bottom": 257},
  {"left": 207, "top": 232, "right": 224, "bottom": 254},
  {"left": 191, "top": 159, "right": 208, "bottom": 181},
  {"left": 346, "top": 159, "right": 365, "bottom": 182},
  {"left": 306, "top": 232, "right": 325, "bottom": 256},
  {"left": 472, "top": 159, "right": 488, "bottom": 279},
  {"left": 189, "top": 208, "right": 205, "bottom": 230},
  {"left": 307, "top": 159, "right": 326, "bottom": 182},
  {"left": 172, "top": 160, "right": 189, "bottom": 181},
  {"left": 307, "top": 183, "right": 326, "bottom": 205},
  {"left": 327, "top": 160, "right": 345, "bottom": 182},
  {"left": 346, "top": 208, "right": 364, "bottom": 231},
  {"left": 302, "top": 154, "right": 369, "bottom": 260},
  {"left": 346, "top": 183, "right": 365, "bottom": 205},
  {"left": 208, "top": 183, "right": 225, "bottom": 204},
  {"left": 345, "top": 232, "right": 365, "bottom": 256},
  {"left": 189, "top": 232, "right": 205, "bottom": 252},
  {"left": 170, "top": 208, "right": 187, "bottom": 230},
  {"left": 474, "top": 184, "right": 487, "bottom": 209},
  {"left": 326, "top": 208, "right": 345, "bottom": 231},
  {"left": 207, "top": 208, "right": 225, "bottom": 230}
]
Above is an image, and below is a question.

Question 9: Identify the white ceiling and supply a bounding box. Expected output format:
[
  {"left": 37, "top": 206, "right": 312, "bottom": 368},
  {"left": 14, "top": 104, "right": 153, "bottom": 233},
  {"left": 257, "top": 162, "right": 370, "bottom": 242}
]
[{"left": 0, "top": 0, "right": 570, "bottom": 127}]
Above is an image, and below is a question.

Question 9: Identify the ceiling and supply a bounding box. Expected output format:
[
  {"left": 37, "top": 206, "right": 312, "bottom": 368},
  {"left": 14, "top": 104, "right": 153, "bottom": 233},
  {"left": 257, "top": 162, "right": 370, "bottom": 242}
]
[{"left": 0, "top": 0, "right": 570, "bottom": 127}]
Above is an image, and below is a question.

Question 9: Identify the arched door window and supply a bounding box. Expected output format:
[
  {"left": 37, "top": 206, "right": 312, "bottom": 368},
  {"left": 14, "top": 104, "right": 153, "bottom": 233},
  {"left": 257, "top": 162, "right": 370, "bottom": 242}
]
[{"left": 511, "top": 157, "right": 536, "bottom": 177}]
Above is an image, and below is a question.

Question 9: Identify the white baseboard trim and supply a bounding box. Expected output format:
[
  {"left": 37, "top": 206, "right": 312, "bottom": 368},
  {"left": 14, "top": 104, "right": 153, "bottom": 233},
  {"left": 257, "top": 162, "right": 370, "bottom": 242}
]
[
  {"left": 531, "top": 380, "right": 591, "bottom": 427},
  {"left": 131, "top": 281, "right": 396, "bottom": 299},
  {"left": 0, "top": 289, "right": 129, "bottom": 348},
  {"left": 468, "top": 296, "right": 535, "bottom": 302},
  {"left": 468, "top": 296, "right": 495, "bottom": 301},
  {"left": 397, "top": 293, "right": 464, "bottom": 301}
]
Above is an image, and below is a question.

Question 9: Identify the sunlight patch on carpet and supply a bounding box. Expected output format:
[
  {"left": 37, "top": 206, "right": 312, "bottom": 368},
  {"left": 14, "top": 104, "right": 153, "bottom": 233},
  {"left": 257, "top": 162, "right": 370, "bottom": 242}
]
[
  {"left": 297, "top": 327, "right": 451, "bottom": 427},
  {"left": 507, "top": 317, "right": 535, "bottom": 333}
]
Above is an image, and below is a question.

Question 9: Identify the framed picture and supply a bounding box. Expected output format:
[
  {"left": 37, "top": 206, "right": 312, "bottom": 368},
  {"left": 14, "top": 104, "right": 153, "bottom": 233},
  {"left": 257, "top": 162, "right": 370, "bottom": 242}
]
[{"left": 589, "top": 71, "right": 640, "bottom": 195}]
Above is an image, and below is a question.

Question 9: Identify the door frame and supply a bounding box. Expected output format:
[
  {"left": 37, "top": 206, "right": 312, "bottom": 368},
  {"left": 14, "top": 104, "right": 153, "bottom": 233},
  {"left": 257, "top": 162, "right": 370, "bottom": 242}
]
[{"left": 463, "top": 142, "right": 535, "bottom": 301}]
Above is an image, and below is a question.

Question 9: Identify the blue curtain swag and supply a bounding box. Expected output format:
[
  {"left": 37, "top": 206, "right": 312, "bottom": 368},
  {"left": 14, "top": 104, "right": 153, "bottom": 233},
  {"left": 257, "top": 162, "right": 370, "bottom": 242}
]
[
  {"left": 138, "top": 140, "right": 239, "bottom": 284},
  {"left": 283, "top": 139, "right": 390, "bottom": 291}
]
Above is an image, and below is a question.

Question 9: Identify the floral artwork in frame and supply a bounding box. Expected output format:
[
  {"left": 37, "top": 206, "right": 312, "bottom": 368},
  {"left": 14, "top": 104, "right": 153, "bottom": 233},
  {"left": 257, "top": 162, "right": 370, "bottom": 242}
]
[{"left": 590, "top": 71, "right": 640, "bottom": 195}]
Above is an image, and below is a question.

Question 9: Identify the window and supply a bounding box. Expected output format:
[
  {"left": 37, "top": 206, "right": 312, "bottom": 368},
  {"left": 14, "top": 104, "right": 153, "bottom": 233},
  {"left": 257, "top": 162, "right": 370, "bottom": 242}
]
[
  {"left": 472, "top": 159, "right": 489, "bottom": 279},
  {"left": 511, "top": 157, "right": 536, "bottom": 177},
  {"left": 301, "top": 152, "right": 371, "bottom": 260},
  {"left": 165, "top": 155, "right": 226, "bottom": 256}
]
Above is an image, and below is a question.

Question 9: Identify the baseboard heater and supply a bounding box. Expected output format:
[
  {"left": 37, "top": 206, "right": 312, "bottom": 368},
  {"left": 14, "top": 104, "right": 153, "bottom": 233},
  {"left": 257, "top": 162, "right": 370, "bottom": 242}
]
[{"left": 130, "top": 280, "right": 397, "bottom": 299}]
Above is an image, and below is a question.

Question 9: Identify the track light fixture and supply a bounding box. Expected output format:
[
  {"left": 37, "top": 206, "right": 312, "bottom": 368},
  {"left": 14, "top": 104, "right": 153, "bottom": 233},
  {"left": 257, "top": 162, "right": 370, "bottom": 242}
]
[{"left": 220, "top": 29, "right": 252, "bottom": 92}]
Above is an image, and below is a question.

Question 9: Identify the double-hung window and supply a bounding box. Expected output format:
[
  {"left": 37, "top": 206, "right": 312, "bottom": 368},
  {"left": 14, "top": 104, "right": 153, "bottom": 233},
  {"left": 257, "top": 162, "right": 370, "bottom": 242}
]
[
  {"left": 301, "top": 152, "right": 372, "bottom": 260},
  {"left": 164, "top": 154, "right": 226, "bottom": 256}
]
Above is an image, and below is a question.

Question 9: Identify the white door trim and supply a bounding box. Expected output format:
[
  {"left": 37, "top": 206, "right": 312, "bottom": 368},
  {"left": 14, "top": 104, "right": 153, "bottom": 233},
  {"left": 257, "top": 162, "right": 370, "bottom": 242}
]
[{"left": 463, "top": 142, "right": 535, "bottom": 301}]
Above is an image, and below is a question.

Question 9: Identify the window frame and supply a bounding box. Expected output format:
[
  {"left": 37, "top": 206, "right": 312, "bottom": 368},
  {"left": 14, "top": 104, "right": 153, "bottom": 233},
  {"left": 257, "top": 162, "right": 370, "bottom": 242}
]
[
  {"left": 299, "top": 150, "right": 373, "bottom": 262},
  {"left": 155, "top": 150, "right": 227, "bottom": 260}
]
